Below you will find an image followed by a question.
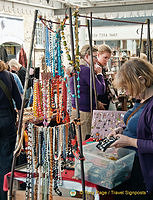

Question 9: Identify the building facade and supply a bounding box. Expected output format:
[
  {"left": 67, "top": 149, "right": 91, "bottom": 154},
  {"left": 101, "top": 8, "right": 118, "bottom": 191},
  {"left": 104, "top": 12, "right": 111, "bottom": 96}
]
[{"left": 0, "top": 0, "right": 59, "bottom": 68}]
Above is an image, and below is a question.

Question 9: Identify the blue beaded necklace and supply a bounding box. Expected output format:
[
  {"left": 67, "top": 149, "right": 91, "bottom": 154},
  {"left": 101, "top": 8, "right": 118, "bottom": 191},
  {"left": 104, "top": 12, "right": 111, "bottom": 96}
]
[{"left": 45, "top": 27, "right": 51, "bottom": 69}]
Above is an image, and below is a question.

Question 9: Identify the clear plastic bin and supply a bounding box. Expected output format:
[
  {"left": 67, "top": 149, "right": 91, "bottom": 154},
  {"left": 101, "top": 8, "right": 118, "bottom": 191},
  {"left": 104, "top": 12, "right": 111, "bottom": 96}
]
[{"left": 75, "top": 142, "right": 136, "bottom": 189}]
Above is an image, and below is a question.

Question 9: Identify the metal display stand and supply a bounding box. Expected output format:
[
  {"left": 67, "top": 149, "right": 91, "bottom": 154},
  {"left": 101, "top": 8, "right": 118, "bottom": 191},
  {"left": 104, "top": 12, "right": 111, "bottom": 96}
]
[
  {"left": 69, "top": 7, "right": 86, "bottom": 200},
  {"left": 9, "top": 9, "right": 38, "bottom": 200}
]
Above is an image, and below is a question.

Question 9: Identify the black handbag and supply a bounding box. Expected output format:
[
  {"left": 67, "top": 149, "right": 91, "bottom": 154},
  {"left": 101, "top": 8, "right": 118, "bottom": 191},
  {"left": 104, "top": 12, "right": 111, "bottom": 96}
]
[
  {"left": 0, "top": 79, "right": 17, "bottom": 121},
  {"left": 16, "top": 150, "right": 27, "bottom": 166}
]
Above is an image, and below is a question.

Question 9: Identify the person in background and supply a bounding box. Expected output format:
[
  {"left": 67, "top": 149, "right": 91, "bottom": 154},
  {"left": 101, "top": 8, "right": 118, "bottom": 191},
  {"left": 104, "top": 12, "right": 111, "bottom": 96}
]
[
  {"left": 0, "top": 60, "right": 22, "bottom": 199},
  {"left": 6, "top": 62, "right": 24, "bottom": 96},
  {"left": 96, "top": 44, "right": 112, "bottom": 110},
  {"left": 70, "top": 44, "right": 106, "bottom": 141},
  {"left": 8, "top": 59, "right": 33, "bottom": 107},
  {"left": 140, "top": 52, "right": 147, "bottom": 61},
  {"left": 108, "top": 58, "right": 153, "bottom": 199},
  {"left": 11, "top": 72, "right": 24, "bottom": 95}
]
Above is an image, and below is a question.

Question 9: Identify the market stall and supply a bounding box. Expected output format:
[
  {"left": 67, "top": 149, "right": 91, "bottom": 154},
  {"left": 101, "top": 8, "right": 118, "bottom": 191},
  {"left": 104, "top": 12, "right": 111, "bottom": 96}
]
[{"left": 7, "top": 6, "right": 152, "bottom": 200}]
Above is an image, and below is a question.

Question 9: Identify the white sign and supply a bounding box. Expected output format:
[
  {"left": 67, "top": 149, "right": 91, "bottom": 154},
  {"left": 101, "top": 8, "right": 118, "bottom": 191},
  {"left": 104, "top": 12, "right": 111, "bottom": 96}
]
[{"left": 85, "top": 24, "right": 153, "bottom": 40}]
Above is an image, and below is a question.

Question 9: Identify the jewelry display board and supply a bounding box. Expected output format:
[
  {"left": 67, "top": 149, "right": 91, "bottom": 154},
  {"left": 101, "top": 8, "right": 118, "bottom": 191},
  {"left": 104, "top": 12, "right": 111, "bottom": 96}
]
[{"left": 91, "top": 110, "right": 126, "bottom": 140}]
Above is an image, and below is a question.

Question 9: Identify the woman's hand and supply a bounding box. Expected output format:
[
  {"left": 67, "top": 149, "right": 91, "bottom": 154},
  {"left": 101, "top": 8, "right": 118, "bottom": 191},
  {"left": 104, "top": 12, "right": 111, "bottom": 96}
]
[
  {"left": 109, "top": 134, "right": 138, "bottom": 148},
  {"left": 108, "top": 127, "right": 123, "bottom": 138},
  {"left": 94, "top": 65, "right": 102, "bottom": 75}
]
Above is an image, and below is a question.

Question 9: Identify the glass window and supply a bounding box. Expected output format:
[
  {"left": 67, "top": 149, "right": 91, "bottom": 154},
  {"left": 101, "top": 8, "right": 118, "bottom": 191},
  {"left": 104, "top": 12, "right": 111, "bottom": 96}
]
[{"left": 35, "top": 21, "right": 45, "bottom": 48}]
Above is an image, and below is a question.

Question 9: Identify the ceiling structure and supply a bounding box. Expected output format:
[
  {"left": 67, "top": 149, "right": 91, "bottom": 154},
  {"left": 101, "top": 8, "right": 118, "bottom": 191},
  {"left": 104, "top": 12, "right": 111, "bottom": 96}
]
[
  {"left": 51, "top": 0, "right": 153, "bottom": 16},
  {"left": 54, "top": 0, "right": 153, "bottom": 8}
]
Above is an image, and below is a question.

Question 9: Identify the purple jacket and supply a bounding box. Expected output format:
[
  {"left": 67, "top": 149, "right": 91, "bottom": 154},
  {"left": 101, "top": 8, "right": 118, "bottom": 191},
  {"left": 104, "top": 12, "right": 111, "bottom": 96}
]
[
  {"left": 70, "top": 65, "right": 106, "bottom": 112},
  {"left": 137, "top": 96, "right": 153, "bottom": 193}
]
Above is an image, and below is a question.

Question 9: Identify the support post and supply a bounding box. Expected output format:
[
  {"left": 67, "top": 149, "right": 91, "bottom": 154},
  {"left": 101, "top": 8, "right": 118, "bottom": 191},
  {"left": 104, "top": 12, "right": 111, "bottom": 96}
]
[
  {"left": 138, "top": 24, "right": 143, "bottom": 57},
  {"left": 69, "top": 7, "right": 86, "bottom": 200},
  {"left": 87, "top": 17, "right": 98, "bottom": 114},
  {"left": 147, "top": 19, "right": 152, "bottom": 63},
  {"left": 8, "top": 10, "right": 38, "bottom": 200}
]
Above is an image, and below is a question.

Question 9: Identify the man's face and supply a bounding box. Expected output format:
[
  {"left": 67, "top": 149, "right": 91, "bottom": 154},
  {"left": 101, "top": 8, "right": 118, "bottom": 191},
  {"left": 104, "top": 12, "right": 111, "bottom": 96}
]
[
  {"left": 85, "top": 52, "right": 98, "bottom": 65},
  {"left": 97, "top": 52, "right": 111, "bottom": 66}
]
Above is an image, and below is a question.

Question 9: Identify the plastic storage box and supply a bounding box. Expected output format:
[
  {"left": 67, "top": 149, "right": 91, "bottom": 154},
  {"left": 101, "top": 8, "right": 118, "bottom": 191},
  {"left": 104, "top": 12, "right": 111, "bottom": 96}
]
[{"left": 75, "top": 142, "right": 135, "bottom": 189}]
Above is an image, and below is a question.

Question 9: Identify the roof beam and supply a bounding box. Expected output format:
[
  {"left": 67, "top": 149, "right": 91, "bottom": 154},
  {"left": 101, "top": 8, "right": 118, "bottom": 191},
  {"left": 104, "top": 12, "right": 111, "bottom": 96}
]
[{"left": 54, "top": 2, "right": 153, "bottom": 16}]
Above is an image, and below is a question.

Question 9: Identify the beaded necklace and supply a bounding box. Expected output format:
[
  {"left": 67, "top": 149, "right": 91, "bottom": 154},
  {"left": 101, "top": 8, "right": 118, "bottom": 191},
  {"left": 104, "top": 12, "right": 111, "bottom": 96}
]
[
  {"left": 66, "top": 76, "right": 72, "bottom": 116},
  {"left": 70, "top": 122, "right": 80, "bottom": 159},
  {"left": 33, "top": 125, "right": 39, "bottom": 200},
  {"left": 61, "top": 78, "right": 70, "bottom": 123},
  {"left": 74, "top": 10, "right": 80, "bottom": 98},
  {"left": 33, "top": 79, "right": 44, "bottom": 120},
  {"left": 43, "top": 127, "right": 49, "bottom": 200},
  {"left": 49, "top": 78, "right": 56, "bottom": 111},
  {"left": 26, "top": 123, "right": 33, "bottom": 200},
  {"left": 38, "top": 127, "right": 43, "bottom": 200},
  {"left": 60, "top": 14, "right": 72, "bottom": 63},
  {"left": 52, "top": 35, "right": 56, "bottom": 78},
  {"left": 52, "top": 126, "right": 62, "bottom": 196},
  {"left": 49, "top": 127, "right": 53, "bottom": 200},
  {"left": 41, "top": 74, "right": 50, "bottom": 126},
  {"left": 56, "top": 77, "right": 61, "bottom": 124},
  {"left": 57, "top": 32, "right": 62, "bottom": 76},
  {"left": 48, "top": 22, "right": 53, "bottom": 74},
  {"left": 74, "top": 9, "right": 80, "bottom": 72},
  {"left": 45, "top": 26, "right": 51, "bottom": 69}
]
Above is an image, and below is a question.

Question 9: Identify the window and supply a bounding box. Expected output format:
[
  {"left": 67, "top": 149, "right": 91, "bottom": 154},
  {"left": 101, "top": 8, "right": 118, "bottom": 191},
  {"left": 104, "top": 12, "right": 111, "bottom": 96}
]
[{"left": 35, "top": 21, "right": 45, "bottom": 48}]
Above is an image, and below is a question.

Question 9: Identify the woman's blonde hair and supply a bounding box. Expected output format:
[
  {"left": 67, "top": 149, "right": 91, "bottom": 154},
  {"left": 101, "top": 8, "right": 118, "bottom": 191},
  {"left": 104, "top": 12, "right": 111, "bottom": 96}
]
[
  {"left": 98, "top": 44, "right": 112, "bottom": 54},
  {"left": 8, "top": 59, "right": 22, "bottom": 70},
  {"left": 79, "top": 44, "right": 98, "bottom": 58},
  {"left": 113, "top": 58, "right": 153, "bottom": 97},
  {"left": 140, "top": 53, "right": 147, "bottom": 61},
  {"left": 0, "top": 60, "right": 7, "bottom": 72}
]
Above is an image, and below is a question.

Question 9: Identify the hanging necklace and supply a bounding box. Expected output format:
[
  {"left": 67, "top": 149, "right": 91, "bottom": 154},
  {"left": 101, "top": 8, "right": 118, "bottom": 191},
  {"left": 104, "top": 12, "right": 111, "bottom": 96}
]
[
  {"left": 49, "top": 127, "right": 53, "bottom": 200},
  {"left": 45, "top": 26, "right": 51, "bottom": 70}
]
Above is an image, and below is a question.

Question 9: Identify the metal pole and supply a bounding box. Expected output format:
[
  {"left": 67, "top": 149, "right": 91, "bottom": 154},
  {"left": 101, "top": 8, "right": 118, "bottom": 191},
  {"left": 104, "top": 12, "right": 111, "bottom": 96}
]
[
  {"left": 69, "top": 7, "right": 86, "bottom": 200},
  {"left": 78, "top": 14, "right": 146, "bottom": 25},
  {"left": 138, "top": 24, "right": 143, "bottom": 57},
  {"left": 87, "top": 19, "right": 98, "bottom": 113},
  {"left": 147, "top": 19, "right": 152, "bottom": 63},
  {"left": 9, "top": 10, "right": 38, "bottom": 200}
]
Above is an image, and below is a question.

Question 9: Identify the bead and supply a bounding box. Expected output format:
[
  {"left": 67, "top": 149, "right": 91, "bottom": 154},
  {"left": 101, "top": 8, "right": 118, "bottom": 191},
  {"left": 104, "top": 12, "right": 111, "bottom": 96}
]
[
  {"left": 63, "top": 41, "right": 67, "bottom": 46},
  {"left": 67, "top": 55, "right": 71, "bottom": 61}
]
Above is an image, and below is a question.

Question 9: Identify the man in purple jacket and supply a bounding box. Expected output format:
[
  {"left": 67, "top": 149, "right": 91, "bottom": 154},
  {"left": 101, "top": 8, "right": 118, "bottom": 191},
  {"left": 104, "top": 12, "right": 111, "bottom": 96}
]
[{"left": 70, "top": 45, "right": 106, "bottom": 141}]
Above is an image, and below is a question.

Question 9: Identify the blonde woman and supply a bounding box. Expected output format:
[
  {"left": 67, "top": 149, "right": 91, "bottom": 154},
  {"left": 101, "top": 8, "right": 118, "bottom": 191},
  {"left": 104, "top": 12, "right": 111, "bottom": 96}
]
[
  {"left": 109, "top": 58, "right": 153, "bottom": 198},
  {"left": 96, "top": 44, "right": 112, "bottom": 110}
]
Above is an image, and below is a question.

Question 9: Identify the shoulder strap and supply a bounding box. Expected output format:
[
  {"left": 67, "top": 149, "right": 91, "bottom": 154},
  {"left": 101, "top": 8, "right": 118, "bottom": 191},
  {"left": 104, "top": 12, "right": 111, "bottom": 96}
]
[
  {"left": 126, "top": 99, "right": 149, "bottom": 125},
  {"left": 0, "top": 79, "right": 14, "bottom": 111}
]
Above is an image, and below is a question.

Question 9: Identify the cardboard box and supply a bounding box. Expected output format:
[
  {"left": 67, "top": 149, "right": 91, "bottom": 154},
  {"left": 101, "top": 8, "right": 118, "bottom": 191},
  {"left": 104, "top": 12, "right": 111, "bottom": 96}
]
[{"left": 75, "top": 142, "right": 135, "bottom": 189}]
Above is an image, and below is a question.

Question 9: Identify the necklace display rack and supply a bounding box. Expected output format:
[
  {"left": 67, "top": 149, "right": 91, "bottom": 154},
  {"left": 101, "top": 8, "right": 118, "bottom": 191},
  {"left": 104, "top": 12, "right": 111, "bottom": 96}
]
[
  {"left": 24, "top": 120, "right": 79, "bottom": 199},
  {"left": 19, "top": 9, "right": 84, "bottom": 200}
]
